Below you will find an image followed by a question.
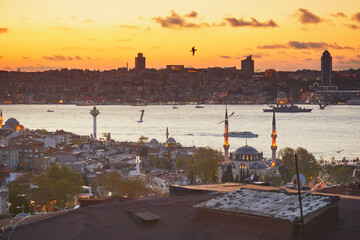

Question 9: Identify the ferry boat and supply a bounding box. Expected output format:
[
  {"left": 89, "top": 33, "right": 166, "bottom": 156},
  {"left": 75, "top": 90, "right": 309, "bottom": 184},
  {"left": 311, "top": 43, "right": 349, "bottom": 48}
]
[
  {"left": 229, "top": 131, "right": 258, "bottom": 138},
  {"left": 263, "top": 104, "right": 312, "bottom": 113}
]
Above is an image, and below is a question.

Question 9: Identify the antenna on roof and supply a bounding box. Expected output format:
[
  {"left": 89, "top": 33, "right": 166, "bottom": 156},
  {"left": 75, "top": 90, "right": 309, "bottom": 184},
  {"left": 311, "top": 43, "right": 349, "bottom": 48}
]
[{"left": 294, "top": 154, "right": 305, "bottom": 235}]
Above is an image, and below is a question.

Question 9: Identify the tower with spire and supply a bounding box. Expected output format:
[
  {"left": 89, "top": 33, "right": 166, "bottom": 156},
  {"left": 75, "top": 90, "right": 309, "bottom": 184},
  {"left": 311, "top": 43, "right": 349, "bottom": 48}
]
[
  {"left": 223, "top": 107, "right": 230, "bottom": 163},
  {"left": 271, "top": 110, "right": 277, "bottom": 167},
  {"left": 166, "top": 127, "right": 169, "bottom": 141},
  {"left": 90, "top": 106, "right": 100, "bottom": 139},
  {"left": 0, "top": 110, "right": 3, "bottom": 128}
]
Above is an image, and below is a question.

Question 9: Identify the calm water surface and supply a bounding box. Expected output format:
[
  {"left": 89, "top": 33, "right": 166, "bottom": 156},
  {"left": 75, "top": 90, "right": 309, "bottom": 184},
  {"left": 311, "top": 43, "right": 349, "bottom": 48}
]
[{"left": 1, "top": 104, "right": 359, "bottom": 160}]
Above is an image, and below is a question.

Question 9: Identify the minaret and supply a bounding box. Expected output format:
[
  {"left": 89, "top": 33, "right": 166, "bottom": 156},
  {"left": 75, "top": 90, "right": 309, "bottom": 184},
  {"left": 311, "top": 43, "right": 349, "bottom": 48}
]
[
  {"left": 223, "top": 107, "right": 230, "bottom": 163},
  {"left": 166, "top": 127, "right": 169, "bottom": 141},
  {"left": 271, "top": 110, "right": 277, "bottom": 167},
  {"left": 135, "top": 152, "right": 141, "bottom": 174},
  {"left": 0, "top": 109, "right": 3, "bottom": 128},
  {"left": 90, "top": 106, "right": 100, "bottom": 139}
]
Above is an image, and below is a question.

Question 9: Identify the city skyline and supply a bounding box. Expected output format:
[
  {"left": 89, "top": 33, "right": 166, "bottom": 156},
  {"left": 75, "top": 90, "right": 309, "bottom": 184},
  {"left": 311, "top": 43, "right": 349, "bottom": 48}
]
[{"left": 1, "top": 0, "right": 360, "bottom": 72}]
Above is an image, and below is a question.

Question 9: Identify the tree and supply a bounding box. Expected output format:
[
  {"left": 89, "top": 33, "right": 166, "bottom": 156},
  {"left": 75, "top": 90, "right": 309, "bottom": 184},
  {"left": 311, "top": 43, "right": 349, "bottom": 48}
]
[
  {"left": 221, "top": 164, "right": 234, "bottom": 183},
  {"left": 320, "top": 165, "right": 355, "bottom": 185},
  {"left": 92, "top": 173, "right": 153, "bottom": 198},
  {"left": 43, "top": 165, "right": 84, "bottom": 208},
  {"left": 185, "top": 147, "right": 222, "bottom": 184},
  {"left": 279, "top": 147, "right": 319, "bottom": 183}
]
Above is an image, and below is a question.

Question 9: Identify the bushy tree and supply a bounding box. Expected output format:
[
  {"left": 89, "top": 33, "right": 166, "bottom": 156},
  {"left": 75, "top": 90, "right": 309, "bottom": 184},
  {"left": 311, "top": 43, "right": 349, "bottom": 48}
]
[
  {"left": 279, "top": 147, "right": 319, "bottom": 183},
  {"left": 320, "top": 165, "right": 355, "bottom": 185},
  {"left": 9, "top": 165, "right": 84, "bottom": 212},
  {"left": 185, "top": 147, "right": 222, "bottom": 184},
  {"left": 93, "top": 173, "right": 152, "bottom": 198}
]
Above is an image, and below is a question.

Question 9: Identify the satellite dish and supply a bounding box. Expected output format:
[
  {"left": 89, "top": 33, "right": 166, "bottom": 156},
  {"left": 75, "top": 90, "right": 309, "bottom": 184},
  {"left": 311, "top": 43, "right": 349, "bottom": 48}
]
[{"left": 292, "top": 174, "right": 306, "bottom": 188}]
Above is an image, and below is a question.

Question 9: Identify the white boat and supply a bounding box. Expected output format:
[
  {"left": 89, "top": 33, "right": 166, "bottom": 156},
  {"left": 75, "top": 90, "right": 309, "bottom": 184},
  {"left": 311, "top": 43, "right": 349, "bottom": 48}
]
[{"left": 229, "top": 131, "right": 258, "bottom": 138}]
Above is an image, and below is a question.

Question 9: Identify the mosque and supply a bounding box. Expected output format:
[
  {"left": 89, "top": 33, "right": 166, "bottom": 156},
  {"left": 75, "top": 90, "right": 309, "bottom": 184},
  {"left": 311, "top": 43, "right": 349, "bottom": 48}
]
[
  {"left": 220, "top": 107, "right": 277, "bottom": 182},
  {"left": 0, "top": 110, "right": 24, "bottom": 132}
]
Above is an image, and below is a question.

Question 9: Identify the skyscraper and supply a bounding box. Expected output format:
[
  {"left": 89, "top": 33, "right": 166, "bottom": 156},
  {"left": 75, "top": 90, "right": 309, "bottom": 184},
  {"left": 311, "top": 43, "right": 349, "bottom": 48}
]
[
  {"left": 321, "top": 50, "right": 332, "bottom": 86},
  {"left": 241, "top": 55, "right": 254, "bottom": 78},
  {"left": 135, "top": 53, "right": 146, "bottom": 71}
]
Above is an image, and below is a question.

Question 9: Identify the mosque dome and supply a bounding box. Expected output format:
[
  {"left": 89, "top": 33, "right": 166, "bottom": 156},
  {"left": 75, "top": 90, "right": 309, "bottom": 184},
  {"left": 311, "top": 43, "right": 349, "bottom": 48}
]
[
  {"left": 233, "top": 145, "right": 263, "bottom": 161},
  {"left": 166, "top": 137, "right": 176, "bottom": 144},
  {"left": 150, "top": 138, "right": 159, "bottom": 144},
  {"left": 4, "top": 118, "right": 20, "bottom": 130}
]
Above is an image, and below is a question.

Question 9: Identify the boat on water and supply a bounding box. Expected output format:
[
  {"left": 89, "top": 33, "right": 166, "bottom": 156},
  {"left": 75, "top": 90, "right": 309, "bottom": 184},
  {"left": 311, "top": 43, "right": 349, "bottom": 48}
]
[
  {"left": 195, "top": 105, "right": 204, "bottom": 108},
  {"left": 263, "top": 104, "right": 312, "bottom": 113},
  {"left": 229, "top": 131, "right": 258, "bottom": 138},
  {"left": 264, "top": 90, "right": 312, "bottom": 112},
  {"left": 47, "top": 110, "right": 54, "bottom": 112},
  {"left": 172, "top": 106, "right": 179, "bottom": 109}
]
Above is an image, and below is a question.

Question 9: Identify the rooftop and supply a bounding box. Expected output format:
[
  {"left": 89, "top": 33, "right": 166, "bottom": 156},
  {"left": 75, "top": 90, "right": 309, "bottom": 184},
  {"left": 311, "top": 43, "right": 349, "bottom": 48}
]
[{"left": 194, "top": 188, "right": 339, "bottom": 222}]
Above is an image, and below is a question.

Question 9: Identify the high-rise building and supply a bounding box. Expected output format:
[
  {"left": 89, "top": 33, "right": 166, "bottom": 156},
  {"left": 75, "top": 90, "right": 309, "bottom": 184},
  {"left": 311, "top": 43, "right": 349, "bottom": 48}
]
[
  {"left": 321, "top": 50, "right": 332, "bottom": 86},
  {"left": 135, "top": 53, "right": 146, "bottom": 71},
  {"left": 241, "top": 55, "right": 254, "bottom": 78}
]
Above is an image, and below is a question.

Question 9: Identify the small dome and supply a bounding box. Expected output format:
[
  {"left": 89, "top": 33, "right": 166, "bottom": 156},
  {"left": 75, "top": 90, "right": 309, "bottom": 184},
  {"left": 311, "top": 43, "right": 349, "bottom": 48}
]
[
  {"left": 277, "top": 91, "right": 287, "bottom": 99},
  {"left": 235, "top": 146, "right": 259, "bottom": 155},
  {"left": 167, "top": 137, "right": 176, "bottom": 143},
  {"left": 5, "top": 118, "right": 19, "bottom": 126},
  {"left": 150, "top": 138, "right": 158, "bottom": 144}
]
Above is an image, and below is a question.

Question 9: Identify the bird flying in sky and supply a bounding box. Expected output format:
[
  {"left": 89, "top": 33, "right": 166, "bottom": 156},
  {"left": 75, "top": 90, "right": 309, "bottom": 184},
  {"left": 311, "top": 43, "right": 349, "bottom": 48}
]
[
  {"left": 137, "top": 110, "right": 145, "bottom": 123},
  {"left": 336, "top": 149, "right": 344, "bottom": 153},
  {"left": 190, "top": 46, "right": 197, "bottom": 56},
  {"left": 218, "top": 111, "right": 235, "bottom": 124}
]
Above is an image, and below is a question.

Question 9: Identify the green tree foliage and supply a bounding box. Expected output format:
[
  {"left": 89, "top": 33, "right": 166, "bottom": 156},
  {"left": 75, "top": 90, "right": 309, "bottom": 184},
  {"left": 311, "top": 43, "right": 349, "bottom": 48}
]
[
  {"left": 92, "top": 173, "right": 152, "bottom": 198},
  {"left": 184, "top": 147, "right": 222, "bottom": 184},
  {"left": 8, "top": 191, "right": 31, "bottom": 216},
  {"left": 320, "top": 165, "right": 355, "bottom": 185},
  {"left": 9, "top": 165, "right": 84, "bottom": 212},
  {"left": 263, "top": 174, "right": 283, "bottom": 187},
  {"left": 279, "top": 147, "right": 319, "bottom": 183}
]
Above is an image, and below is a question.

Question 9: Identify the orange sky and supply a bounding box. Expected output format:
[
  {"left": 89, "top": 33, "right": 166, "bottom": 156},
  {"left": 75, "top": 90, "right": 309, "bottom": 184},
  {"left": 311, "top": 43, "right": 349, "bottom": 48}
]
[{"left": 0, "top": 0, "right": 359, "bottom": 71}]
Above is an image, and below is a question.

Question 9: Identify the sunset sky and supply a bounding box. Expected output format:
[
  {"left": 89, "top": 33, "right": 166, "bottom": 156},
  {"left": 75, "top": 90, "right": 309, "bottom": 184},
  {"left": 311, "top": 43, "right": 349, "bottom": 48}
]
[{"left": 1, "top": 0, "right": 360, "bottom": 71}]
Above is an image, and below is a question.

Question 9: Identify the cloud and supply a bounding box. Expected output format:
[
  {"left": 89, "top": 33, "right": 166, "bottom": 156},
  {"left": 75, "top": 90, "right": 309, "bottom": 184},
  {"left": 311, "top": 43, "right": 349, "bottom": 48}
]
[
  {"left": 241, "top": 54, "right": 262, "bottom": 59},
  {"left": 356, "top": 54, "right": 360, "bottom": 58},
  {"left": 150, "top": 46, "right": 162, "bottom": 49},
  {"left": 225, "top": 17, "right": 278, "bottom": 27},
  {"left": 0, "top": 56, "right": 2, "bottom": 59},
  {"left": 296, "top": 8, "right": 322, "bottom": 24},
  {"left": 153, "top": 10, "right": 213, "bottom": 29},
  {"left": 220, "top": 55, "right": 232, "bottom": 59},
  {"left": 22, "top": 57, "right": 29, "bottom": 59},
  {"left": 185, "top": 11, "right": 198, "bottom": 18},
  {"left": 330, "top": 12, "right": 347, "bottom": 18},
  {"left": 117, "top": 39, "right": 132, "bottom": 42},
  {"left": 352, "top": 12, "right": 360, "bottom": 22},
  {"left": 0, "top": 28, "right": 9, "bottom": 34},
  {"left": 153, "top": 10, "right": 186, "bottom": 28},
  {"left": 346, "top": 24, "right": 359, "bottom": 29},
  {"left": 258, "top": 44, "right": 286, "bottom": 49},
  {"left": 43, "top": 55, "right": 83, "bottom": 61},
  {"left": 119, "top": 25, "right": 140, "bottom": 29},
  {"left": 85, "top": 19, "right": 94, "bottom": 23},
  {"left": 304, "top": 58, "right": 313, "bottom": 61},
  {"left": 258, "top": 41, "right": 354, "bottom": 50},
  {"left": 334, "top": 56, "right": 345, "bottom": 60}
]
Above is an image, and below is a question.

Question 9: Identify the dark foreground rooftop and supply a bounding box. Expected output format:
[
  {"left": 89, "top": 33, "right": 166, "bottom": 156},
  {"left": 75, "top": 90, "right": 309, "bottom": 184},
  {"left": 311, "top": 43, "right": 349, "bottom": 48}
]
[{"left": 0, "top": 184, "right": 359, "bottom": 240}]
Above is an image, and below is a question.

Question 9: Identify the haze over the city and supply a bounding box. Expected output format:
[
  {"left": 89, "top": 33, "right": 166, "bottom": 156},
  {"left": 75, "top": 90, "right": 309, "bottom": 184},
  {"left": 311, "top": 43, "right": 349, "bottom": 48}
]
[{"left": 0, "top": 0, "right": 360, "bottom": 71}]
